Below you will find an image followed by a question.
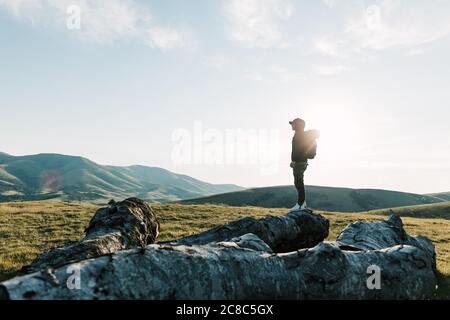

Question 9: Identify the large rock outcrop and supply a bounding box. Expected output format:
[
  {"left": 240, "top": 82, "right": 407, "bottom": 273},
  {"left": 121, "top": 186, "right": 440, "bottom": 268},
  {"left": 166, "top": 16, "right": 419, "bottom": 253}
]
[{"left": 0, "top": 198, "right": 437, "bottom": 300}]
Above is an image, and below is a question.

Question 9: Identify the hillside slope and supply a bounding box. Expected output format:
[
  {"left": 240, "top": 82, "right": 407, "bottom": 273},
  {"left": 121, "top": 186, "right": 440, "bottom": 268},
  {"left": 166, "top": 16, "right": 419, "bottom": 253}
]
[
  {"left": 182, "top": 185, "right": 443, "bottom": 212},
  {"left": 428, "top": 192, "right": 450, "bottom": 201},
  {"left": 0, "top": 152, "right": 242, "bottom": 202}
]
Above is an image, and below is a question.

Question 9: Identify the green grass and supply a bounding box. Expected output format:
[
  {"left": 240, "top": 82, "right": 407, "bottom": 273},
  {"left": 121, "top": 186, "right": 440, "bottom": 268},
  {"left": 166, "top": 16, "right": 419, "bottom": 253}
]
[{"left": 0, "top": 201, "right": 449, "bottom": 299}]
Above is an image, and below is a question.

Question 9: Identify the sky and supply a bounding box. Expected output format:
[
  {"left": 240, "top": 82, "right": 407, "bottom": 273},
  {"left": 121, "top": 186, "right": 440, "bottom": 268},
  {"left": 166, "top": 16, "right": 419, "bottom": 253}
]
[{"left": 0, "top": 0, "right": 449, "bottom": 194}]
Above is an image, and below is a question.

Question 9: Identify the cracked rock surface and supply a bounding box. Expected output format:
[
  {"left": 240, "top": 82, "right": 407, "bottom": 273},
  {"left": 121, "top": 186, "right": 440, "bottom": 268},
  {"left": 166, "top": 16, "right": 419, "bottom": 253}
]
[
  {"left": 20, "top": 198, "right": 160, "bottom": 274},
  {"left": 0, "top": 198, "right": 437, "bottom": 300},
  {"left": 169, "top": 209, "right": 330, "bottom": 253}
]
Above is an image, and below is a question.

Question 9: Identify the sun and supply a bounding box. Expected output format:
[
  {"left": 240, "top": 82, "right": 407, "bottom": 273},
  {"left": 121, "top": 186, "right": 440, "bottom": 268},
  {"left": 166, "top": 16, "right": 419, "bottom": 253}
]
[{"left": 306, "top": 107, "right": 362, "bottom": 160}]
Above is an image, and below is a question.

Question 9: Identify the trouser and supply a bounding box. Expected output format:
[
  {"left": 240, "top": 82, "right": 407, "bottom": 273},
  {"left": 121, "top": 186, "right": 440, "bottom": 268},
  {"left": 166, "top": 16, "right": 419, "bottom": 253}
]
[{"left": 292, "top": 162, "right": 308, "bottom": 205}]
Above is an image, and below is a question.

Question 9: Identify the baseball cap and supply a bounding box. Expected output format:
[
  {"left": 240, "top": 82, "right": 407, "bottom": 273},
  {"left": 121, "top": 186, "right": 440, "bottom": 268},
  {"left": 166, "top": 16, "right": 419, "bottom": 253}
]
[{"left": 289, "top": 118, "right": 305, "bottom": 125}]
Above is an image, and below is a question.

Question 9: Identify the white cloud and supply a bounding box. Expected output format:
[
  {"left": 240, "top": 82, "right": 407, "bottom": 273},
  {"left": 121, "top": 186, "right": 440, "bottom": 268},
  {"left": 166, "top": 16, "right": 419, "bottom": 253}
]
[
  {"left": 314, "top": 0, "right": 450, "bottom": 57},
  {"left": 346, "top": 1, "right": 450, "bottom": 50},
  {"left": 314, "top": 65, "right": 352, "bottom": 76},
  {"left": 314, "top": 37, "right": 340, "bottom": 57},
  {"left": 0, "top": 0, "right": 188, "bottom": 50},
  {"left": 322, "top": 0, "right": 336, "bottom": 9},
  {"left": 223, "top": 0, "right": 294, "bottom": 48},
  {"left": 145, "top": 27, "right": 186, "bottom": 50},
  {"left": 0, "top": 0, "right": 43, "bottom": 23},
  {"left": 269, "top": 66, "right": 303, "bottom": 82}
]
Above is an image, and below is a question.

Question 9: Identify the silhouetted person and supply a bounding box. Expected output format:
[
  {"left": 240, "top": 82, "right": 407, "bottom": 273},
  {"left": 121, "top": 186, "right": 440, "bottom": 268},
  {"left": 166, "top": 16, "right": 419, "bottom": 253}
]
[{"left": 289, "top": 118, "right": 320, "bottom": 211}]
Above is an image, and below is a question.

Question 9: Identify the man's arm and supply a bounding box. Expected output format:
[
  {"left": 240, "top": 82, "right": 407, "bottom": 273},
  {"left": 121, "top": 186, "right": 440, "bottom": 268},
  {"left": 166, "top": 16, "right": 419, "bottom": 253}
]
[{"left": 291, "top": 134, "right": 302, "bottom": 162}]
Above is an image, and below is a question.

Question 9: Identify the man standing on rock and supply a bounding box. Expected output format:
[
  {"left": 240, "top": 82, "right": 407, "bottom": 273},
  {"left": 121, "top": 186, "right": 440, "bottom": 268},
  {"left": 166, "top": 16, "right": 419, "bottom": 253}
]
[{"left": 289, "top": 118, "right": 320, "bottom": 212}]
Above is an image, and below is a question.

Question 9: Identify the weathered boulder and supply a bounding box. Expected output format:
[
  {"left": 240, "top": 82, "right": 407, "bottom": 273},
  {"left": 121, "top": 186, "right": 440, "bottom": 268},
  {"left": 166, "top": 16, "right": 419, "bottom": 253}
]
[
  {"left": 336, "top": 215, "right": 436, "bottom": 269},
  {"left": 21, "top": 198, "right": 160, "bottom": 274},
  {"left": 169, "top": 209, "right": 330, "bottom": 252}
]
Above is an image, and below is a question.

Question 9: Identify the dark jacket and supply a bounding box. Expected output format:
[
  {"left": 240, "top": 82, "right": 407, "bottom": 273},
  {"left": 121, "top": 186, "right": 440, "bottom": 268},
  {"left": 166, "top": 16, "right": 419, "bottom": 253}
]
[{"left": 291, "top": 130, "right": 320, "bottom": 162}]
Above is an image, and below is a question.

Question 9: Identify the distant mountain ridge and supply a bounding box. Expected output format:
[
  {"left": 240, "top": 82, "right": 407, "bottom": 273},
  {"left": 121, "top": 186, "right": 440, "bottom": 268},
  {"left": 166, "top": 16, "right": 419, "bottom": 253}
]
[
  {"left": 1, "top": 152, "right": 446, "bottom": 212},
  {"left": 0, "top": 152, "right": 243, "bottom": 203},
  {"left": 427, "top": 192, "right": 450, "bottom": 201},
  {"left": 182, "top": 185, "right": 445, "bottom": 212}
]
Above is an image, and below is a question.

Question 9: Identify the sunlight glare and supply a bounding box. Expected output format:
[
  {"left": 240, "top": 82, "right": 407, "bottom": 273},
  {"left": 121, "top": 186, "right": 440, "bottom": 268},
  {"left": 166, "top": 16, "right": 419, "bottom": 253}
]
[{"left": 306, "top": 107, "right": 362, "bottom": 161}]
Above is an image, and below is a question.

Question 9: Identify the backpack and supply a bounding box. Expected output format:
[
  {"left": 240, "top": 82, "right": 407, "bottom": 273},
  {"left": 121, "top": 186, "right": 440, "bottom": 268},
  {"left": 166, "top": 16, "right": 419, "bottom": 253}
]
[{"left": 304, "top": 139, "right": 317, "bottom": 159}]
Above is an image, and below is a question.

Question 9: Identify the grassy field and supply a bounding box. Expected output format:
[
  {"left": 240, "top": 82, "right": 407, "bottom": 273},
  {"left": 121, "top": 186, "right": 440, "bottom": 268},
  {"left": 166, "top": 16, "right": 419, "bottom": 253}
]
[{"left": 0, "top": 201, "right": 449, "bottom": 299}]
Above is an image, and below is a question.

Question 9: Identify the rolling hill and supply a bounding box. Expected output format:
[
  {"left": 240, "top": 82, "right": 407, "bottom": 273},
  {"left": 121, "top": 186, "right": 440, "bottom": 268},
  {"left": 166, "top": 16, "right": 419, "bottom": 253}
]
[
  {"left": 428, "top": 192, "right": 450, "bottom": 201},
  {"left": 0, "top": 152, "right": 243, "bottom": 203},
  {"left": 182, "top": 185, "right": 444, "bottom": 212}
]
